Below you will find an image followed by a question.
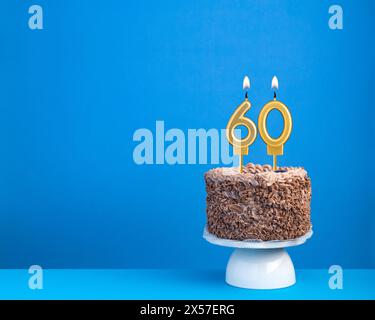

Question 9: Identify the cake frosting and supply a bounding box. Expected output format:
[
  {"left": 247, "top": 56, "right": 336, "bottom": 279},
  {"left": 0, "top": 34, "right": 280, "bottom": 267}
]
[{"left": 204, "top": 163, "right": 311, "bottom": 241}]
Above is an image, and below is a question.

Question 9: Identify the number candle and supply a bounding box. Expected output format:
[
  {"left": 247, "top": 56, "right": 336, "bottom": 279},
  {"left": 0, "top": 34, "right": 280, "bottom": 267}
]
[
  {"left": 258, "top": 76, "right": 292, "bottom": 171},
  {"left": 226, "top": 76, "right": 257, "bottom": 173}
]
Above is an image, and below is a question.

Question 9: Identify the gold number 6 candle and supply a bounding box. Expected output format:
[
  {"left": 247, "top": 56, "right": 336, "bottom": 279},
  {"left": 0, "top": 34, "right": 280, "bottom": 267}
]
[
  {"left": 258, "top": 76, "right": 292, "bottom": 171},
  {"left": 226, "top": 76, "right": 257, "bottom": 173}
]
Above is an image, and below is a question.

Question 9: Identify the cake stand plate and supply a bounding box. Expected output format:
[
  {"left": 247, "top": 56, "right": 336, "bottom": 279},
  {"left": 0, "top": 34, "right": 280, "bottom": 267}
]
[{"left": 203, "top": 227, "right": 313, "bottom": 290}]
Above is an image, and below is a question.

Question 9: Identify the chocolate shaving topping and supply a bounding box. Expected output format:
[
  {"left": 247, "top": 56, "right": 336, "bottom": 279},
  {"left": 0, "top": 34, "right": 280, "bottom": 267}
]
[{"left": 204, "top": 163, "right": 312, "bottom": 241}]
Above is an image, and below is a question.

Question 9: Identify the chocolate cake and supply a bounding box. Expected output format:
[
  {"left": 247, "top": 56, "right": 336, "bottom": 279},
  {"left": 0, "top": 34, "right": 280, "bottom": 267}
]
[{"left": 204, "top": 163, "right": 311, "bottom": 241}]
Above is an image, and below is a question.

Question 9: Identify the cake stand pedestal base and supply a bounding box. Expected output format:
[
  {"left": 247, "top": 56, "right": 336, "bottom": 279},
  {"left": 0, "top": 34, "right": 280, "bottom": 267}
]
[
  {"left": 203, "top": 226, "right": 313, "bottom": 290},
  {"left": 226, "top": 248, "right": 295, "bottom": 289}
]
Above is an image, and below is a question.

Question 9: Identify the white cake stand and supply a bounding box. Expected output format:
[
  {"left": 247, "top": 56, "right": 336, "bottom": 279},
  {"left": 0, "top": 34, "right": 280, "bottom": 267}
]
[{"left": 203, "top": 226, "right": 313, "bottom": 289}]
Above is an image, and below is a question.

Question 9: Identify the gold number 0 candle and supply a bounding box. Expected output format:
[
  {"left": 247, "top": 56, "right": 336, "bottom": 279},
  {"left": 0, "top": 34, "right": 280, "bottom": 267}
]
[
  {"left": 226, "top": 76, "right": 257, "bottom": 173},
  {"left": 258, "top": 76, "right": 292, "bottom": 171}
]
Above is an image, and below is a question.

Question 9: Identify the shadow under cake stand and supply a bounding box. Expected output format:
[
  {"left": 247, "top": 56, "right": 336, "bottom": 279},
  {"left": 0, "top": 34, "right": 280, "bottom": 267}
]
[{"left": 203, "top": 227, "right": 313, "bottom": 289}]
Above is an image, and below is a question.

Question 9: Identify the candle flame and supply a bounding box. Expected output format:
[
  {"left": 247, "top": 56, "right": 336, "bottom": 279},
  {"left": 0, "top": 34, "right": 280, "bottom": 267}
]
[
  {"left": 271, "top": 76, "right": 279, "bottom": 90},
  {"left": 243, "top": 76, "right": 250, "bottom": 90}
]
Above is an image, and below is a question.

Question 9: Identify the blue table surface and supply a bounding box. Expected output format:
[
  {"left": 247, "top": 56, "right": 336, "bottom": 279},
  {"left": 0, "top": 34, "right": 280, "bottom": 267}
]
[{"left": 0, "top": 269, "right": 374, "bottom": 300}]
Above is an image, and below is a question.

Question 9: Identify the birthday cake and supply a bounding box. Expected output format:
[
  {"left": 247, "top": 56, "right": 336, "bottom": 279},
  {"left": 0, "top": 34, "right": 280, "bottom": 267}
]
[{"left": 204, "top": 163, "right": 311, "bottom": 241}]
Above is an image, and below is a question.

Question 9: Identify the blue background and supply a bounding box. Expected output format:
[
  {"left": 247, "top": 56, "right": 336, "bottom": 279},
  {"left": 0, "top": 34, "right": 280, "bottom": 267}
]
[
  {"left": 2, "top": 269, "right": 375, "bottom": 299},
  {"left": 0, "top": 0, "right": 374, "bottom": 269}
]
